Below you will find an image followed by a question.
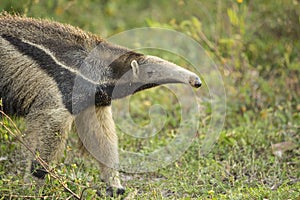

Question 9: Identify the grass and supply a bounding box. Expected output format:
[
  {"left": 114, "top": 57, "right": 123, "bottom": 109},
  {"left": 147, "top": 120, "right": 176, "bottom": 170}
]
[
  {"left": 1, "top": 113, "right": 299, "bottom": 199},
  {"left": 1, "top": 0, "right": 300, "bottom": 199}
]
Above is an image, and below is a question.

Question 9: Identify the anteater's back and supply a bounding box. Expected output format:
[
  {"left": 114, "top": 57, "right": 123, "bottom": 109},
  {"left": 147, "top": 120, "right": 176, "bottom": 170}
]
[
  {"left": 0, "top": 14, "right": 101, "bottom": 115},
  {"left": 0, "top": 14, "right": 101, "bottom": 54}
]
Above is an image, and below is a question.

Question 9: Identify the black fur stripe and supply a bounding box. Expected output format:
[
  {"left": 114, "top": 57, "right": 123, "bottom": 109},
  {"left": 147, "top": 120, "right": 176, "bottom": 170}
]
[{"left": 2, "top": 34, "right": 111, "bottom": 114}]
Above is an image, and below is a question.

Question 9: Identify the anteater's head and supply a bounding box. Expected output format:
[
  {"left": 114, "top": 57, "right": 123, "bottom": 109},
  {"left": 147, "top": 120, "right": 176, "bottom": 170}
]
[{"left": 106, "top": 47, "right": 201, "bottom": 99}]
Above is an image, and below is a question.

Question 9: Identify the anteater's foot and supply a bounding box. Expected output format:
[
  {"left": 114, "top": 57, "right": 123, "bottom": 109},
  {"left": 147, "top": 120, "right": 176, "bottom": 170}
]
[{"left": 97, "top": 186, "right": 126, "bottom": 197}]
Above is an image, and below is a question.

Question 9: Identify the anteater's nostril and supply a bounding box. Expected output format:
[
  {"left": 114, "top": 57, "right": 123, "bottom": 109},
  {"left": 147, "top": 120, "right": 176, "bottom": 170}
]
[
  {"left": 193, "top": 77, "right": 202, "bottom": 88},
  {"left": 189, "top": 76, "right": 202, "bottom": 88}
]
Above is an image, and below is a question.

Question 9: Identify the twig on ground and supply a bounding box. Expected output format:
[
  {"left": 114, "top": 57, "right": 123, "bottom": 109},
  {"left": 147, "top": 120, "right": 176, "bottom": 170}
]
[{"left": 0, "top": 110, "right": 81, "bottom": 199}]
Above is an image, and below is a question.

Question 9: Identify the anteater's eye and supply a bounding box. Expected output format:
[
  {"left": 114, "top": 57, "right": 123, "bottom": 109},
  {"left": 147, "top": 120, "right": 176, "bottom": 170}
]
[{"left": 147, "top": 71, "right": 154, "bottom": 78}]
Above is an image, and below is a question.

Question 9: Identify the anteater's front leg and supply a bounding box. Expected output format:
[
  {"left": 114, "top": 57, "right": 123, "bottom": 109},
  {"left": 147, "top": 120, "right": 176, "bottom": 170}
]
[{"left": 75, "top": 106, "right": 124, "bottom": 196}]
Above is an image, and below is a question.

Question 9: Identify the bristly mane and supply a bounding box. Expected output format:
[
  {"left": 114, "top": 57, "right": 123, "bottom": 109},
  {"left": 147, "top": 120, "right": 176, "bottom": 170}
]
[{"left": 0, "top": 12, "right": 103, "bottom": 49}]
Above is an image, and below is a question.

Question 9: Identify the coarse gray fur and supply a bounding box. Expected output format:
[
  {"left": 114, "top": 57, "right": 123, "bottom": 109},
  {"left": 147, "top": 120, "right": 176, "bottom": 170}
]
[{"left": 0, "top": 13, "right": 201, "bottom": 195}]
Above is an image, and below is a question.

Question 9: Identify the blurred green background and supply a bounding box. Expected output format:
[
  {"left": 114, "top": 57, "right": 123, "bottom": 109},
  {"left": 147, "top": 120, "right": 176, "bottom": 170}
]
[{"left": 0, "top": 0, "right": 299, "bottom": 199}]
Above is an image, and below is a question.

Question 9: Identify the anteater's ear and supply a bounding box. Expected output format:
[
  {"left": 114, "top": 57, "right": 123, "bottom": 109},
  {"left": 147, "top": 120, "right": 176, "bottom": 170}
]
[{"left": 131, "top": 60, "right": 139, "bottom": 78}]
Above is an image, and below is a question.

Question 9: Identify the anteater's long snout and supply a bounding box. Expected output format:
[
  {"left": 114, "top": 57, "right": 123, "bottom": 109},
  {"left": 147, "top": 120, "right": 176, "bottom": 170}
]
[{"left": 140, "top": 55, "right": 202, "bottom": 89}]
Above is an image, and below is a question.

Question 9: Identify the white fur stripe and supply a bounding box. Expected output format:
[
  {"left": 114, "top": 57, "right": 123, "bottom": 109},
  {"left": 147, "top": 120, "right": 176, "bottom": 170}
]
[{"left": 22, "top": 39, "right": 99, "bottom": 85}]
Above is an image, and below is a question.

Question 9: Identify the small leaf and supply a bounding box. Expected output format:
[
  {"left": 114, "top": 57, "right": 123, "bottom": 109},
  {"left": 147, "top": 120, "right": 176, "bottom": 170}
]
[
  {"left": 227, "top": 8, "right": 239, "bottom": 26},
  {"left": 191, "top": 16, "right": 202, "bottom": 31},
  {"left": 260, "top": 109, "right": 268, "bottom": 119}
]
